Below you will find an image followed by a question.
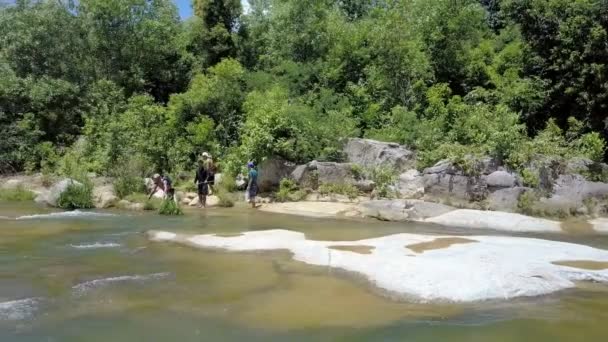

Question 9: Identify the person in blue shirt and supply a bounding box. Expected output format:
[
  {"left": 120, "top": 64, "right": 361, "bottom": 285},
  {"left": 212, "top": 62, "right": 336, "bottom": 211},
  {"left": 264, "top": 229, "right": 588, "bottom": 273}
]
[{"left": 247, "top": 161, "right": 258, "bottom": 208}]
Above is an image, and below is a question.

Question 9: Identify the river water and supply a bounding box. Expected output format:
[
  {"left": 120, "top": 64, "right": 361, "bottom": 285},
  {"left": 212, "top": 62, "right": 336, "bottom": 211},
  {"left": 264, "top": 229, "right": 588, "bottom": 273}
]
[{"left": 2, "top": 201, "right": 608, "bottom": 341}]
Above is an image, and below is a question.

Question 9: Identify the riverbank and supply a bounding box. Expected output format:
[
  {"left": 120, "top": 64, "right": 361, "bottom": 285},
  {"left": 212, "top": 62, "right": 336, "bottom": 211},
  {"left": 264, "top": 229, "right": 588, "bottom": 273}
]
[{"left": 2, "top": 172, "right": 608, "bottom": 234}]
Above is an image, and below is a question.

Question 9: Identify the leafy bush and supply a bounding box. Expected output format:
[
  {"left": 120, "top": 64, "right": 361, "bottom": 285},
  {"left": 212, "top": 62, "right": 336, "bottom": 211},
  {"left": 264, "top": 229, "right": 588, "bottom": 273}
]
[
  {"left": 114, "top": 175, "right": 145, "bottom": 199},
  {"left": 369, "top": 166, "right": 397, "bottom": 198},
  {"left": 350, "top": 164, "right": 364, "bottom": 180},
  {"left": 521, "top": 168, "right": 540, "bottom": 188},
  {"left": 0, "top": 185, "right": 36, "bottom": 201},
  {"left": 57, "top": 183, "right": 93, "bottom": 209},
  {"left": 158, "top": 199, "right": 183, "bottom": 215},
  {"left": 276, "top": 178, "right": 307, "bottom": 202}
]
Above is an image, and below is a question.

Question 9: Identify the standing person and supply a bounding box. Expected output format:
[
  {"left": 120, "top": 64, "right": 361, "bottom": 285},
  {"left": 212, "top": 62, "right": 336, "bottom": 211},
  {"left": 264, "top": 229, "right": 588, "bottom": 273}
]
[
  {"left": 148, "top": 173, "right": 175, "bottom": 202},
  {"left": 246, "top": 161, "right": 258, "bottom": 208},
  {"left": 201, "top": 152, "right": 216, "bottom": 195},
  {"left": 194, "top": 158, "right": 209, "bottom": 208}
]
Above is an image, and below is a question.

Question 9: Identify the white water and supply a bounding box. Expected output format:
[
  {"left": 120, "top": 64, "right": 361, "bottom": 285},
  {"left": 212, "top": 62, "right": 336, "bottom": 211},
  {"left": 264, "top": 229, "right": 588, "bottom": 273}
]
[
  {"left": 70, "top": 242, "right": 121, "bottom": 249},
  {"left": 72, "top": 273, "right": 170, "bottom": 295},
  {"left": 16, "top": 210, "right": 116, "bottom": 220},
  {"left": 0, "top": 298, "right": 39, "bottom": 321}
]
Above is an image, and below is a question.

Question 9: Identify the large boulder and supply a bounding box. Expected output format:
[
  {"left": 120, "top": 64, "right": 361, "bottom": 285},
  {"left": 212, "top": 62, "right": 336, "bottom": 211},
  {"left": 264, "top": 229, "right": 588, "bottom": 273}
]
[
  {"left": 397, "top": 169, "right": 425, "bottom": 199},
  {"left": 486, "top": 171, "right": 517, "bottom": 188},
  {"left": 36, "top": 179, "right": 83, "bottom": 207},
  {"left": 422, "top": 158, "right": 503, "bottom": 202},
  {"left": 257, "top": 157, "right": 297, "bottom": 192},
  {"left": 93, "top": 184, "right": 118, "bottom": 209},
  {"left": 535, "top": 174, "right": 608, "bottom": 215},
  {"left": 487, "top": 187, "right": 530, "bottom": 213},
  {"left": 290, "top": 161, "right": 356, "bottom": 189},
  {"left": 343, "top": 138, "right": 415, "bottom": 172}
]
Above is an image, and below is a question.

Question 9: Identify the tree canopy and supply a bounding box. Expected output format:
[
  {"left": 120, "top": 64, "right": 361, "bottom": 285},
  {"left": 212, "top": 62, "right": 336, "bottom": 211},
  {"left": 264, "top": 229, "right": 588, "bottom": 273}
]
[{"left": 0, "top": 0, "right": 606, "bottom": 175}]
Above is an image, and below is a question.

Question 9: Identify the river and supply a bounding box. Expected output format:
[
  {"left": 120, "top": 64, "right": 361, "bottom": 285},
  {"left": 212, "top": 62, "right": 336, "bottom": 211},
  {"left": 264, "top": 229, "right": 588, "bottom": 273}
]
[{"left": 2, "top": 201, "right": 608, "bottom": 341}]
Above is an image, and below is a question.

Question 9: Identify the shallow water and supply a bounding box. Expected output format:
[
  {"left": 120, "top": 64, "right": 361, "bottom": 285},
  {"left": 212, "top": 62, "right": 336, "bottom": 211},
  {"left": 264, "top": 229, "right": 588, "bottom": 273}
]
[{"left": 2, "top": 201, "right": 608, "bottom": 341}]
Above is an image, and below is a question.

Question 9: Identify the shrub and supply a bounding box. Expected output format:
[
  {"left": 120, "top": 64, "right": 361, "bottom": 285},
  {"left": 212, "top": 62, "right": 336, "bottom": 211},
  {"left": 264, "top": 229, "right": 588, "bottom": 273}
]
[
  {"left": 276, "top": 178, "right": 298, "bottom": 202},
  {"left": 158, "top": 199, "right": 183, "bottom": 215},
  {"left": 143, "top": 200, "right": 158, "bottom": 211},
  {"left": 350, "top": 164, "right": 364, "bottom": 180},
  {"left": 276, "top": 178, "right": 307, "bottom": 202},
  {"left": 57, "top": 183, "right": 94, "bottom": 209},
  {"left": 114, "top": 175, "right": 145, "bottom": 199},
  {"left": 0, "top": 185, "right": 36, "bottom": 201},
  {"left": 216, "top": 188, "right": 235, "bottom": 207},
  {"left": 521, "top": 168, "right": 540, "bottom": 188},
  {"left": 369, "top": 166, "right": 397, "bottom": 198},
  {"left": 517, "top": 191, "right": 538, "bottom": 216}
]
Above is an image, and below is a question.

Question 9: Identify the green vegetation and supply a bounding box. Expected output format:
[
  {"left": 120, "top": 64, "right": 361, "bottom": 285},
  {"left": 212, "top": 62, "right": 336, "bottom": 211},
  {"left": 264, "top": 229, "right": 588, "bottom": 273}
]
[
  {"left": 158, "top": 199, "right": 183, "bottom": 216},
  {"left": 57, "top": 183, "right": 93, "bottom": 210},
  {"left": 318, "top": 183, "right": 359, "bottom": 201},
  {"left": 517, "top": 191, "right": 539, "bottom": 217},
  {"left": 369, "top": 166, "right": 398, "bottom": 199},
  {"left": 0, "top": 185, "right": 35, "bottom": 201},
  {"left": 0, "top": 0, "right": 606, "bottom": 180},
  {"left": 215, "top": 188, "right": 235, "bottom": 207},
  {"left": 276, "top": 178, "right": 308, "bottom": 202}
]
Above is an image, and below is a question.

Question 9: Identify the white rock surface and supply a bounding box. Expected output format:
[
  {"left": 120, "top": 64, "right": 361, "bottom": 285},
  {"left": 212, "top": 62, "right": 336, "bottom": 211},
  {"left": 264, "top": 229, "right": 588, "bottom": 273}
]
[
  {"left": 425, "top": 209, "right": 562, "bottom": 232},
  {"left": 148, "top": 229, "right": 608, "bottom": 302},
  {"left": 591, "top": 218, "right": 608, "bottom": 233}
]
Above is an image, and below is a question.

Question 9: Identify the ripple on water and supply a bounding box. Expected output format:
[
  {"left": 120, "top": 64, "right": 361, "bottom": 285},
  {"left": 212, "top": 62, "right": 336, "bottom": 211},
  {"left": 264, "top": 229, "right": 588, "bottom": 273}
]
[
  {"left": 70, "top": 242, "right": 121, "bottom": 249},
  {"left": 0, "top": 298, "right": 39, "bottom": 321},
  {"left": 16, "top": 210, "right": 117, "bottom": 220},
  {"left": 72, "top": 273, "right": 171, "bottom": 295}
]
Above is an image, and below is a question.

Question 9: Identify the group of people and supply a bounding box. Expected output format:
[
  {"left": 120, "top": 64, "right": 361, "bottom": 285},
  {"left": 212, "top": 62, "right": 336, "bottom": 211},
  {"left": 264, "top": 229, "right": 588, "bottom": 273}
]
[{"left": 148, "top": 153, "right": 259, "bottom": 209}]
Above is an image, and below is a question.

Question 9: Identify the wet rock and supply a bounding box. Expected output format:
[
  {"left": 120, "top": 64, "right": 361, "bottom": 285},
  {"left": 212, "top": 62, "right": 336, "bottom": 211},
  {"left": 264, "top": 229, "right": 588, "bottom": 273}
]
[{"left": 343, "top": 138, "right": 415, "bottom": 172}]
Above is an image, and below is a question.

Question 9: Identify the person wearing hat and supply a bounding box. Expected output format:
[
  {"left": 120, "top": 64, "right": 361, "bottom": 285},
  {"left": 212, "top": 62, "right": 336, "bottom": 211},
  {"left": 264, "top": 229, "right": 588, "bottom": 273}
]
[
  {"left": 148, "top": 173, "right": 175, "bottom": 202},
  {"left": 247, "top": 161, "right": 258, "bottom": 208},
  {"left": 201, "top": 152, "right": 216, "bottom": 195},
  {"left": 194, "top": 157, "right": 209, "bottom": 208}
]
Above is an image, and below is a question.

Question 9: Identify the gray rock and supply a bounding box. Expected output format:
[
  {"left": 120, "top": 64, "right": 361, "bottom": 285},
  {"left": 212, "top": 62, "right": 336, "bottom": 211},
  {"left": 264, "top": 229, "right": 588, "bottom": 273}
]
[
  {"left": 343, "top": 138, "right": 415, "bottom": 172},
  {"left": 536, "top": 174, "right": 608, "bottom": 215},
  {"left": 397, "top": 169, "right": 425, "bottom": 199},
  {"left": 38, "top": 179, "right": 83, "bottom": 207},
  {"left": 360, "top": 199, "right": 455, "bottom": 221},
  {"left": 486, "top": 171, "right": 516, "bottom": 188},
  {"left": 354, "top": 180, "right": 375, "bottom": 192},
  {"left": 488, "top": 187, "right": 529, "bottom": 213},
  {"left": 93, "top": 184, "right": 118, "bottom": 209},
  {"left": 257, "top": 157, "right": 297, "bottom": 192},
  {"left": 291, "top": 161, "right": 356, "bottom": 189}
]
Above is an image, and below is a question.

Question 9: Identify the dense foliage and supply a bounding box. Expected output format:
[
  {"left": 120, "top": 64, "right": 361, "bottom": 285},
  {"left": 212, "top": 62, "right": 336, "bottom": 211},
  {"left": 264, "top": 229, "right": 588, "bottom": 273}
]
[{"left": 0, "top": 0, "right": 606, "bottom": 177}]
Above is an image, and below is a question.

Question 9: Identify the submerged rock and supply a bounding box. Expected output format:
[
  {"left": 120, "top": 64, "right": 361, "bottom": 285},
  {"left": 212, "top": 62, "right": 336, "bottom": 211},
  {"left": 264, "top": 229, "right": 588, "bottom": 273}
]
[{"left": 148, "top": 229, "right": 608, "bottom": 302}]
